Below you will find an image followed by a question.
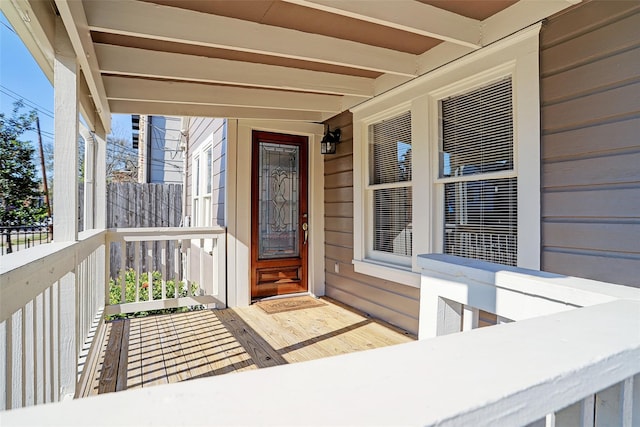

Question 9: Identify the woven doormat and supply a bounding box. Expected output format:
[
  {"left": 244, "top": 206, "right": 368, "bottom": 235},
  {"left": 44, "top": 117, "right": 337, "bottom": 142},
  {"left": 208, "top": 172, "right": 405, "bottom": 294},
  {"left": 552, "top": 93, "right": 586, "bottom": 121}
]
[{"left": 256, "top": 296, "right": 326, "bottom": 314}]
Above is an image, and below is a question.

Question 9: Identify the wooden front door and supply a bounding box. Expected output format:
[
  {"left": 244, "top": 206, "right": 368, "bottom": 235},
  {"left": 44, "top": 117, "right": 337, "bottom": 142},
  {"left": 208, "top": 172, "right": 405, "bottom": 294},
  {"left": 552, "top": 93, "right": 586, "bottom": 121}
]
[{"left": 251, "top": 131, "right": 308, "bottom": 299}]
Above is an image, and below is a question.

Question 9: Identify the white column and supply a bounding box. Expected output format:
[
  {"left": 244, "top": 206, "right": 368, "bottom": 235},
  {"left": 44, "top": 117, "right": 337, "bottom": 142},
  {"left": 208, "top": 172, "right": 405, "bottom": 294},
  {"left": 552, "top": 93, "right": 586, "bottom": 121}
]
[
  {"left": 94, "top": 129, "right": 107, "bottom": 230},
  {"left": 80, "top": 126, "right": 94, "bottom": 230},
  {"left": 53, "top": 18, "right": 79, "bottom": 242},
  {"left": 53, "top": 17, "right": 78, "bottom": 401}
]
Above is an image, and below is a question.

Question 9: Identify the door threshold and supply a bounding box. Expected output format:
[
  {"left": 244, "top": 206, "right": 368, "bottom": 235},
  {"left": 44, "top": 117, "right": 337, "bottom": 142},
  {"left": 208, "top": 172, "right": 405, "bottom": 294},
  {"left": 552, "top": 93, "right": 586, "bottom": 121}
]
[{"left": 251, "top": 292, "right": 313, "bottom": 304}]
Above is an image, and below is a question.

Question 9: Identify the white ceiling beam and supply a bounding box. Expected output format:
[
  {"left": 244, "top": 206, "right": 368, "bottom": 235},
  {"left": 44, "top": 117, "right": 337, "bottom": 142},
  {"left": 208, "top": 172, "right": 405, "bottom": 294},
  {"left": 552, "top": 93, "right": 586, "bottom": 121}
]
[
  {"left": 55, "top": 0, "right": 111, "bottom": 132},
  {"left": 84, "top": 0, "right": 418, "bottom": 76},
  {"left": 103, "top": 76, "right": 342, "bottom": 113},
  {"left": 283, "top": 0, "right": 481, "bottom": 49},
  {"left": 94, "top": 44, "right": 374, "bottom": 98},
  {"left": 109, "top": 100, "right": 329, "bottom": 122}
]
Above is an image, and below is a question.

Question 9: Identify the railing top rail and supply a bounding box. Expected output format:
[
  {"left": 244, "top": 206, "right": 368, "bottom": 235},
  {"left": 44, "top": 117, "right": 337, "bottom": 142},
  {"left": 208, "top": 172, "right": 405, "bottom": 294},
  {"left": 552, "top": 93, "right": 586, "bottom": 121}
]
[
  {"left": 418, "top": 254, "right": 640, "bottom": 307},
  {"left": 4, "top": 299, "right": 638, "bottom": 426},
  {"left": 106, "top": 226, "right": 226, "bottom": 242},
  {"left": 0, "top": 229, "right": 106, "bottom": 323}
]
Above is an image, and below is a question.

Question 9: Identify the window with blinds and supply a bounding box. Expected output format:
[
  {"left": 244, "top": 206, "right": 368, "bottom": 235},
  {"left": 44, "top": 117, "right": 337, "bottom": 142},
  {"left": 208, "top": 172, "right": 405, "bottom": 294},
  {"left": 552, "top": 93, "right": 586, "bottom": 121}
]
[
  {"left": 439, "top": 78, "right": 517, "bottom": 266},
  {"left": 368, "top": 111, "right": 412, "bottom": 257}
]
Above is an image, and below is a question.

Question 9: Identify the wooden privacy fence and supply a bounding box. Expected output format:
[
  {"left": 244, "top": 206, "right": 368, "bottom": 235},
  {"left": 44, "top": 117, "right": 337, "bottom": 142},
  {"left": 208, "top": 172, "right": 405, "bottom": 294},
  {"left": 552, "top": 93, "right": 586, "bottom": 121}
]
[{"left": 107, "top": 183, "right": 182, "bottom": 279}]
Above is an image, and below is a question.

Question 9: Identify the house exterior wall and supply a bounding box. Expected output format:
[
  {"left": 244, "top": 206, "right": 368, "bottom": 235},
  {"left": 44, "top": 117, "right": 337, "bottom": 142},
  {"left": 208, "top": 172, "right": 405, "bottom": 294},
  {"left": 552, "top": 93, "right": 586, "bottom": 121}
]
[
  {"left": 137, "top": 115, "right": 183, "bottom": 184},
  {"left": 148, "top": 116, "right": 183, "bottom": 185},
  {"left": 323, "top": 111, "right": 420, "bottom": 334},
  {"left": 540, "top": 1, "right": 640, "bottom": 287}
]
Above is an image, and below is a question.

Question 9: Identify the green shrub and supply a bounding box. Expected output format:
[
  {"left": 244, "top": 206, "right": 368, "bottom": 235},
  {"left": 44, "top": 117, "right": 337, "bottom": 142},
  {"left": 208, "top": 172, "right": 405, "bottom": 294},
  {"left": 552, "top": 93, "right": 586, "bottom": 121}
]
[{"left": 107, "top": 268, "right": 203, "bottom": 320}]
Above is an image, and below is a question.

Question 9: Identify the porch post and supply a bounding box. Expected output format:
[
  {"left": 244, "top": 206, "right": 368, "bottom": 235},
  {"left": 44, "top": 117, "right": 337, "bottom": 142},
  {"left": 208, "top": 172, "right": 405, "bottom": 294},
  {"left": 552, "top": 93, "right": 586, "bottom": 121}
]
[
  {"left": 94, "top": 128, "right": 107, "bottom": 230},
  {"left": 53, "top": 19, "right": 79, "bottom": 242},
  {"left": 80, "top": 126, "right": 95, "bottom": 230},
  {"left": 53, "top": 17, "right": 78, "bottom": 401}
]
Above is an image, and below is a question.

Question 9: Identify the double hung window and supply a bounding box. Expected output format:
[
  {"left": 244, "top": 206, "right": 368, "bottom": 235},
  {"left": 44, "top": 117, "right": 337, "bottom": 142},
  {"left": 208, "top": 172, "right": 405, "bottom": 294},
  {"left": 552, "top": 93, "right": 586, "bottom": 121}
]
[
  {"left": 368, "top": 111, "right": 413, "bottom": 264},
  {"left": 437, "top": 78, "right": 517, "bottom": 266},
  {"left": 192, "top": 146, "right": 212, "bottom": 227}
]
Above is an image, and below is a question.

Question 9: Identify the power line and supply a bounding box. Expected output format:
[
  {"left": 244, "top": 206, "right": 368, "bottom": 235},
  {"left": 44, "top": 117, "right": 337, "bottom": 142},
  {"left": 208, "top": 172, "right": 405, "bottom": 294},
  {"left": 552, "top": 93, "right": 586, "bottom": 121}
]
[
  {"left": 1, "top": 21, "right": 17, "bottom": 34},
  {"left": 0, "top": 87, "right": 54, "bottom": 119}
]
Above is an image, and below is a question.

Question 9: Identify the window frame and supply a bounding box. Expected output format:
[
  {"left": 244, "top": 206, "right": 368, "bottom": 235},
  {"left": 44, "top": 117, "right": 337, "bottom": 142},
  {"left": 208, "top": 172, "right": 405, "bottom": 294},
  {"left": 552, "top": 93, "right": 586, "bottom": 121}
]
[
  {"left": 352, "top": 25, "right": 541, "bottom": 287},
  {"left": 191, "top": 141, "right": 213, "bottom": 228},
  {"left": 364, "top": 107, "right": 414, "bottom": 267}
]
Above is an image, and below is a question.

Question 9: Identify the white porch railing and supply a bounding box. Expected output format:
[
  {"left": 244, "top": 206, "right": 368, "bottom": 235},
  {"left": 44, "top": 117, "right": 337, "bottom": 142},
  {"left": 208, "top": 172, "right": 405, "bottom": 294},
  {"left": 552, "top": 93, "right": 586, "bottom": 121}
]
[
  {"left": 417, "top": 254, "right": 640, "bottom": 426},
  {"left": 0, "top": 230, "right": 106, "bottom": 410},
  {"left": 2, "top": 247, "right": 638, "bottom": 425},
  {"left": 1, "top": 297, "right": 638, "bottom": 426},
  {"left": 104, "top": 227, "right": 226, "bottom": 316},
  {"left": 0, "top": 227, "right": 226, "bottom": 411}
]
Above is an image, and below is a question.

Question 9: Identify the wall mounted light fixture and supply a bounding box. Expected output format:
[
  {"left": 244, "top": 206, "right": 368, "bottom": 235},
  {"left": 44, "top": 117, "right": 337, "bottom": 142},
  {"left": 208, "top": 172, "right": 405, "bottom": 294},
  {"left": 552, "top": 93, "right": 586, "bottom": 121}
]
[{"left": 320, "top": 126, "right": 341, "bottom": 155}]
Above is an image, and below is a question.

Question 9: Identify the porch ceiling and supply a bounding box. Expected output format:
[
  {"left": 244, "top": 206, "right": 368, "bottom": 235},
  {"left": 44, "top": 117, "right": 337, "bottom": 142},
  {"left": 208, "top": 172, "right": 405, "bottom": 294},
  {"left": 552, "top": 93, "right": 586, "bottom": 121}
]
[{"left": 3, "top": 0, "right": 578, "bottom": 132}]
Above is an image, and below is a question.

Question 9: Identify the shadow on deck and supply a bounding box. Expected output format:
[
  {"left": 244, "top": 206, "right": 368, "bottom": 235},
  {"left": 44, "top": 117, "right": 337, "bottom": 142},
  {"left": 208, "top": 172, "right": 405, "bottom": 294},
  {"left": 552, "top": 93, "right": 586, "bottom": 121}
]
[{"left": 77, "top": 297, "right": 415, "bottom": 397}]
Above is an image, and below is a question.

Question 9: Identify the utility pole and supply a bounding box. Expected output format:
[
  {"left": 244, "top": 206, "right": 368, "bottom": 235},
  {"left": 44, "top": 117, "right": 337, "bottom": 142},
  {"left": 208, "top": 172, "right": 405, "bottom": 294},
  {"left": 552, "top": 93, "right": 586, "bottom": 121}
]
[{"left": 36, "top": 116, "right": 52, "bottom": 218}]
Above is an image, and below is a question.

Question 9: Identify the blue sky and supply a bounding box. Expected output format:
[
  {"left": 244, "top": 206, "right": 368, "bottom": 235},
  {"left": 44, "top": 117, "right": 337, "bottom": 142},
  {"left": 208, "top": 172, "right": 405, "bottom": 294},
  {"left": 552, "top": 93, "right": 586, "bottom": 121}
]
[{"left": 1, "top": 13, "right": 131, "bottom": 157}]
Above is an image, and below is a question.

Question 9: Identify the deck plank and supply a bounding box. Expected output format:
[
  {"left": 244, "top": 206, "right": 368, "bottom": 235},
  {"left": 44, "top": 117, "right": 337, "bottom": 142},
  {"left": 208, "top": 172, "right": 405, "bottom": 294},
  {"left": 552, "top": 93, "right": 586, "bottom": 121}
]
[
  {"left": 157, "top": 315, "right": 191, "bottom": 384},
  {"left": 126, "top": 318, "right": 142, "bottom": 389},
  {"left": 168, "top": 312, "right": 216, "bottom": 380},
  {"left": 78, "top": 297, "right": 415, "bottom": 398},
  {"left": 97, "top": 320, "right": 124, "bottom": 394},
  {"left": 140, "top": 316, "right": 168, "bottom": 387}
]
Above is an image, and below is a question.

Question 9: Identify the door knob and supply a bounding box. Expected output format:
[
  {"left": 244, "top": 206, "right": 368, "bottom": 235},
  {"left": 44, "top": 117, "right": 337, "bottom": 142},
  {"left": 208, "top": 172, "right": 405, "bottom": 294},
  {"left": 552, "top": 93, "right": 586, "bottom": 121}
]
[{"left": 302, "top": 222, "right": 308, "bottom": 245}]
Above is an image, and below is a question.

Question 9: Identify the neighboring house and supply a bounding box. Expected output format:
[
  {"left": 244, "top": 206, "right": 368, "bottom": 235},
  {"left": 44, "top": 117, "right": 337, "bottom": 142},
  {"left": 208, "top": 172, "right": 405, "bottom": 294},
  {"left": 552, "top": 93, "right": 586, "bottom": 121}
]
[
  {"left": 132, "top": 114, "right": 184, "bottom": 184},
  {"left": 183, "top": 117, "right": 226, "bottom": 229},
  {"left": 2, "top": 0, "right": 639, "bottom": 423}
]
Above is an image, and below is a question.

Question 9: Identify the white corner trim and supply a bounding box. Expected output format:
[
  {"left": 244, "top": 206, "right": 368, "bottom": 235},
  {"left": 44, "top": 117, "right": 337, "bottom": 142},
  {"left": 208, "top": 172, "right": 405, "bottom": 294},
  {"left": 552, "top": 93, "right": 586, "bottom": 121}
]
[{"left": 352, "top": 259, "right": 421, "bottom": 288}]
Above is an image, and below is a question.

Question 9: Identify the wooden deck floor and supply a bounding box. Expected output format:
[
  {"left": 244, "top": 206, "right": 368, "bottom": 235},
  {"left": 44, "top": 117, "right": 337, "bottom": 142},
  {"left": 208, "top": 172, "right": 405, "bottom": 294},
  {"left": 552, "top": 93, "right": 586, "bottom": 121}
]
[{"left": 78, "top": 297, "right": 415, "bottom": 397}]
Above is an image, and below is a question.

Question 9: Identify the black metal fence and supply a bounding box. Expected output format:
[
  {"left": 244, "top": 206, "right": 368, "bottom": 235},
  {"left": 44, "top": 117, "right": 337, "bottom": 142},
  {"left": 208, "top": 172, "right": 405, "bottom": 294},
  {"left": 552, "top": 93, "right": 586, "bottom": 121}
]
[{"left": 0, "top": 220, "right": 52, "bottom": 255}]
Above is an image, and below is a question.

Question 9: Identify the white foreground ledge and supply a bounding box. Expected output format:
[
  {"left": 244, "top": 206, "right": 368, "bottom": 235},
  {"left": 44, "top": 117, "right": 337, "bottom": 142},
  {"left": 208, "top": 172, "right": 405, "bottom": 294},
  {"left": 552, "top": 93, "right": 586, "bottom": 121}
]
[{"left": 3, "top": 299, "right": 639, "bottom": 426}]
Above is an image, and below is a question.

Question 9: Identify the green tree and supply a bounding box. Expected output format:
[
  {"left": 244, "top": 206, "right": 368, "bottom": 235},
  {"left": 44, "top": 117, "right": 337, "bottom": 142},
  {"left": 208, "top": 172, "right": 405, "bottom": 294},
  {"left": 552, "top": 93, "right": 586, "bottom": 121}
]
[{"left": 0, "top": 101, "right": 47, "bottom": 224}]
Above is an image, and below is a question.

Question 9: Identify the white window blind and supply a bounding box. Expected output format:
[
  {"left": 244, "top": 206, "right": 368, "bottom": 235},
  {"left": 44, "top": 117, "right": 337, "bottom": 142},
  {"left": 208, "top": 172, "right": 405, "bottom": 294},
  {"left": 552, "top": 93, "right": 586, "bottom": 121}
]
[
  {"left": 440, "top": 78, "right": 513, "bottom": 178},
  {"left": 368, "top": 111, "right": 412, "bottom": 257},
  {"left": 440, "top": 78, "right": 517, "bottom": 266}
]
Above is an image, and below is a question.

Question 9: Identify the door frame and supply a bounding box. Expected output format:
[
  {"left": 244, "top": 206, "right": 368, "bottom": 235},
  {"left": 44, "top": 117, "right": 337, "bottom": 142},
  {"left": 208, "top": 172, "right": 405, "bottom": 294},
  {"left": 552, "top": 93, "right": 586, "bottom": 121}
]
[
  {"left": 250, "top": 131, "right": 308, "bottom": 299},
  {"left": 226, "top": 120, "right": 325, "bottom": 307}
]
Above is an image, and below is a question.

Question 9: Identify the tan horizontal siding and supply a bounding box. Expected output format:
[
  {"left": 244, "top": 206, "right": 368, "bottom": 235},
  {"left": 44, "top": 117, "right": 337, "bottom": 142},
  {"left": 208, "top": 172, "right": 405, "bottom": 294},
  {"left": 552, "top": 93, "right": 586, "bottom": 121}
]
[
  {"left": 543, "top": 151, "right": 640, "bottom": 189},
  {"left": 542, "top": 117, "right": 640, "bottom": 161},
  {"left": 540, "top": 1, "right": 640, "bottom": 48},
  {"left": 324, "top": 170, "right": 353, "bottom": 189},
  {"left": 540, "top": 1, "right": 640, "bottom": 287},
  {"left": 542, "top": 249, "right": 640, "bottom": 286},
  {"left": 325, "top": 230, "right": 353, "bottom": 248},
  {"left": 540, "top": 11, "right": 640, "bottom": 76},
  {"left": 325, "top": 187, "right": 354, "bottom": 203},
  {"left": 541, "top": 48, "right": 640, "bottom": 105},
  {"left": 543, "top": 187, "right": 639, "bottom": 219},
  {"left": 542, "top": 81, "right": 640, "bottom": 133},
  {"left": 325, "top": 217, "right": 354, "bottom": 233},
  {"left": 323, "top": 111, "right": 420, "bottom": 334},
  {"left": 543, "top": 222, "right": 640, "bottom": 254}
]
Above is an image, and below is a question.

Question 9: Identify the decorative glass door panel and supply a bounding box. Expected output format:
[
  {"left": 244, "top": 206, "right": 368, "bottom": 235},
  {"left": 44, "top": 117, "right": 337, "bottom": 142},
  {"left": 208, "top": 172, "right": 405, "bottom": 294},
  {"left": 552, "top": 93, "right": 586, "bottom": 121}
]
[
  {"left": 251, "top": 131, "right": 308, "bottom": 299},
  {"left": 258, "top": 143, "right": 299, "bottom": 259}
]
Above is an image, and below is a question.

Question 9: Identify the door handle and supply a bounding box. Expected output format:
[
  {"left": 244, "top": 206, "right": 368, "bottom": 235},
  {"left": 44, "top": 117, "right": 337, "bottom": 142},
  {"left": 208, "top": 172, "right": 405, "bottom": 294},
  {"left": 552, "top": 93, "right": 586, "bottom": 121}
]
[{"left": 302, "top": 222, "right": 308, "bottom": 245}]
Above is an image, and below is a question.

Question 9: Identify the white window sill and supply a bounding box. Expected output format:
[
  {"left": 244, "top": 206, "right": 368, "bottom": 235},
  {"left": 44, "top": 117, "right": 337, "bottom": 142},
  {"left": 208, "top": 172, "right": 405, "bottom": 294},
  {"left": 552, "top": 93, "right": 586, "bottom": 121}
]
[{"left": 352, "top": 259, "right": 421, "bottom": 288}]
